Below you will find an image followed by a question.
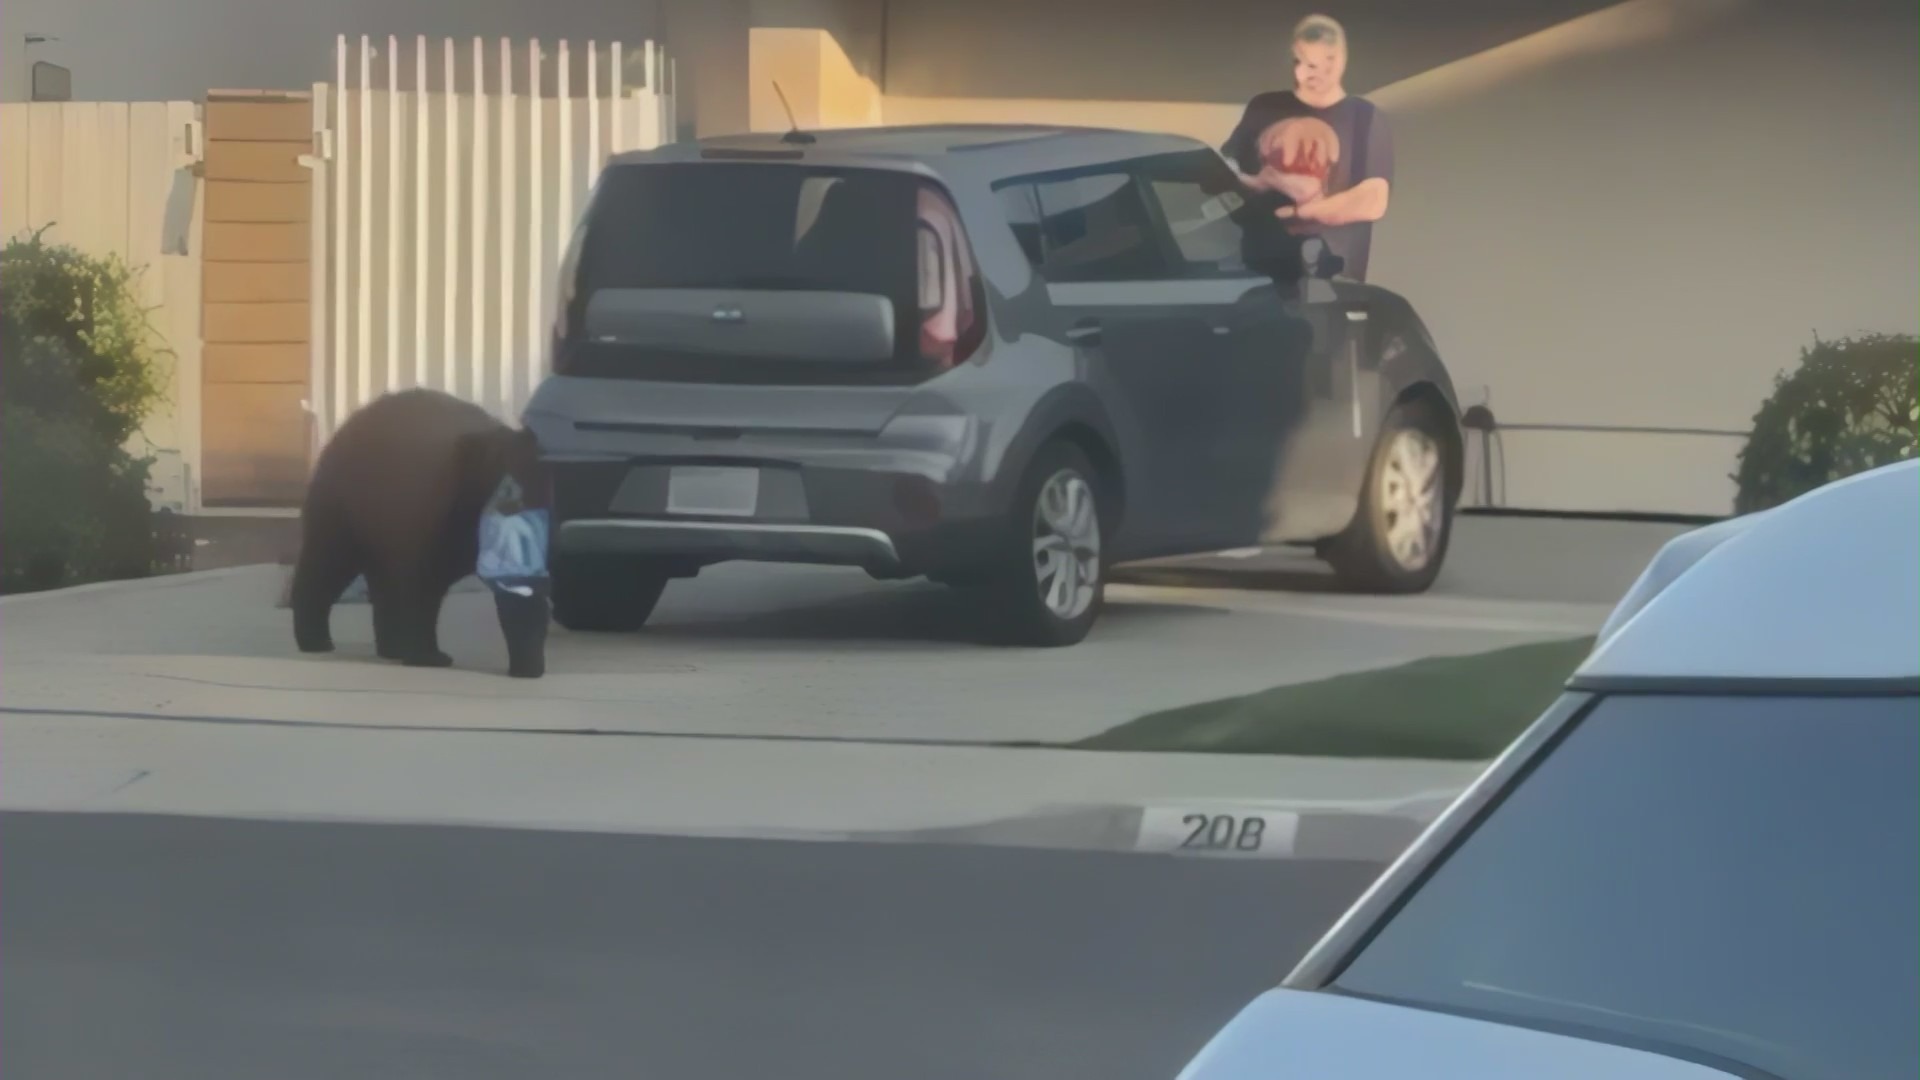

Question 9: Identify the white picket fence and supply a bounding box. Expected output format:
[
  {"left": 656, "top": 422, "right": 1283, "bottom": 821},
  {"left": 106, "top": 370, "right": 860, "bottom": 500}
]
[{"left": 314, "top": 33, "right": 675, "bottom": 437}]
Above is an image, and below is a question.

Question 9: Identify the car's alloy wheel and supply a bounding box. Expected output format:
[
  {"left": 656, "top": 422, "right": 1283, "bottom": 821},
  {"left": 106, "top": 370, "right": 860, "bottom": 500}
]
[
  {"left": 1324, "top": 400, "right": 1455, "bottom": 594},
  {"left": 1378, "top": 427, "right": 1445, "bottom": 574},
  {"left": 985, "top": 440, "right": 1105, "bottom": 646},
  {"left": 1032, "top": 469, "right": 1102, "bottom": 622}
]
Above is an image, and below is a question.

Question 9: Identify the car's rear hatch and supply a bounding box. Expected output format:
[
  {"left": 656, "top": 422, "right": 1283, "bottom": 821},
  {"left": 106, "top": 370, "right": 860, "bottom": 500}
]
[
  {"left": 553, "top": 160, "right": 984, "bottom": 413},
  {"left": 1176, "top": 989, "right": 1745, "bottom": 1080}
]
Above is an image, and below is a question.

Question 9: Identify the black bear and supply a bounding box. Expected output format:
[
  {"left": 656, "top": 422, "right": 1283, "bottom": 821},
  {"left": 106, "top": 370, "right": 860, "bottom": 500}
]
[{"left": 290, "top": 388, "right": 547, "bottom": 671}]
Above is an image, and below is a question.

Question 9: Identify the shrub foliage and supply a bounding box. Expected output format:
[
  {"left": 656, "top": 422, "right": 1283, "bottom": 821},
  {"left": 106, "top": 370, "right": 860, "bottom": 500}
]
[
  {"left": 1733, "top": 333, "right": 1918, "bottom": 515},
  {"left": 0, "top": 227, "right": 174, "bottom": 592}
]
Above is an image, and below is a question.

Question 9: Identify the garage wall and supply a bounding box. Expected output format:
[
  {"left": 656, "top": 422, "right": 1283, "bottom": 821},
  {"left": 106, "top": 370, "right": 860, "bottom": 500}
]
[
  {"left": 879, "top": 0, "right": 1920, "bottom": 516},
  {"left": 880, "top": 0, "right": 1608, "bottom": 110},
  {"left": 1368, "top": 0, "right": 1918, "bottom": 516},
  {"left": 661, "top": 0, "right": 751, "bottom": 138}
]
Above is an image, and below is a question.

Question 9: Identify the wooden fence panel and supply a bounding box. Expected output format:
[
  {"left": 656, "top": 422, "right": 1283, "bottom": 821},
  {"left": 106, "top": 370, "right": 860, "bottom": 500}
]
[{"left": 0, "top": 101, "right": 205, "bottom": 511}]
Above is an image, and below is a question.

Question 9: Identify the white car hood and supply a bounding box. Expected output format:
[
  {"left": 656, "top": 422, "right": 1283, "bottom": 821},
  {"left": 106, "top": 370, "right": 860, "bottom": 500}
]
[{"left": 1176, "top": 989, "right": 1741, "bottom": 1080}]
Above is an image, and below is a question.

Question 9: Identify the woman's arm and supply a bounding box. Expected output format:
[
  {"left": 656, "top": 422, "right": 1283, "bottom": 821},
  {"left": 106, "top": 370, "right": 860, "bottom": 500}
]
[{"left": 1281, "top": 177, "right": 1391, "bottom": 225}]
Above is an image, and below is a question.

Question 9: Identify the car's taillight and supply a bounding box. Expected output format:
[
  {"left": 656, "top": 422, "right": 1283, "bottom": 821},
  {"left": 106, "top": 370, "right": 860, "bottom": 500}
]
[{"left": 915, "top": 186, "right": 981, "bottom": 371}]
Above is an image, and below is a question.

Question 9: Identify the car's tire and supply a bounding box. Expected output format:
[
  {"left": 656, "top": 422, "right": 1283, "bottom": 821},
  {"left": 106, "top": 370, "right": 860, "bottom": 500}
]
[
  {"left": 550, "top": 551, "right": 671, "bottom": 632},
  {"left": 1323, "top": 399, "right": 1455, "bottom": 594},
  {"left": 982, "top": 440, "right": 1107, "bottom": 647}
]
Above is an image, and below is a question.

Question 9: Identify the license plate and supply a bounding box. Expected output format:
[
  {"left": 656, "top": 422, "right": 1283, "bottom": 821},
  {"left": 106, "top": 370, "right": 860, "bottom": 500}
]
[{"left": 666, "top": 466, "right": 760, "bottom": 517}]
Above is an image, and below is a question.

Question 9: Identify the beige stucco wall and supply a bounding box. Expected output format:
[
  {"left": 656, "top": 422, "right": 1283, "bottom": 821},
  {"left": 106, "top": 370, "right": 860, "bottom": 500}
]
[
  {"left": 663, "top": 0, "right": 750, "bottom": 138},
  {"left": 746, "top": 0, "right": 883, "bottom": 133},
  {"left": 748, "top": 27, "right": 882, "bottom": 132}
]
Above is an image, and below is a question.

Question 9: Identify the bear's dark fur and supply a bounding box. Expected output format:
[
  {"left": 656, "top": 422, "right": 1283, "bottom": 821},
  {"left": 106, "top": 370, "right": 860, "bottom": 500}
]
[{"left": 291, "top": 389, "right": 543, "bottom": 667}]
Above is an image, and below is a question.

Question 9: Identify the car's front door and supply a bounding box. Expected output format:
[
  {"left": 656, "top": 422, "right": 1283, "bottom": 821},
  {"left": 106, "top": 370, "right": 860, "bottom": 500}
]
[
  {"left": 1000, "top": 169, "right": 1242, "bottom": 556},
  {"left": 1128, "top": 149, "right": 1359, "bottom": 547}
]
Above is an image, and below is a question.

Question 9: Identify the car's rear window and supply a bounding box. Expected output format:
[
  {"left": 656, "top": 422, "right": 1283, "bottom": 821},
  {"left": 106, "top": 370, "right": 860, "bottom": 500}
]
[
  {"left": 576, "top": 163, "right": 918, "bottom": 299},
  {"left": 560, "top": 162, "right": 935, "bottom": 384},
  {"left": 1334, "top": 693, "right": 1919, "bottom": 1080}
]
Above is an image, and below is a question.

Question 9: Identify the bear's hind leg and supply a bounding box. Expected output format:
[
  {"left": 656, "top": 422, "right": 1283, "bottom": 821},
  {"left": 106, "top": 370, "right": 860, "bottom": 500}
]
[
  {"left": 368, "top": 554, "right": 455, "bottom": 668},
  {"left": 367, "top": 570, "right": 408, "bottom": 661},
  {"left": 290, "top": 524, "right": 361, "bottom": 654},
  {"left": 399, "top": 579, "right": 455, "bottom": 669}
]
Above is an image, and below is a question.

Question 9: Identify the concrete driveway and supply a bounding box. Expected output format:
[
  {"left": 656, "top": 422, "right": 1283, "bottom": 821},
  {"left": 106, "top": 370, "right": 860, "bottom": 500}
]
[
  {"left": 1, "top": 516, "right": 1675, "bottom": 745},
  {"left": 0, "top": 514, "right": 1681, "bottom": 855}
]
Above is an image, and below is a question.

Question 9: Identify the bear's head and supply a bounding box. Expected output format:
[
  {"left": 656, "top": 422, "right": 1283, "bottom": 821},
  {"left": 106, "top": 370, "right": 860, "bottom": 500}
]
[{"left": 457, "top": 426, "right": 549, "bottom": 516}]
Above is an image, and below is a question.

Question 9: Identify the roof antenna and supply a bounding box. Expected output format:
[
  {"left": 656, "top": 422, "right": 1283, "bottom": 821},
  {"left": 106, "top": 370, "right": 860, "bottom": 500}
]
[{"left": 771, "top": 81, "right": 816, "bottom": 145}]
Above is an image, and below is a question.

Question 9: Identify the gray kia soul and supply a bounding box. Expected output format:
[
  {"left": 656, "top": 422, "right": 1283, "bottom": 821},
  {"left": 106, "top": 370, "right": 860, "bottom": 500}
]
[{"left": 524, "top": 124, "right": 1463, "bottom": 647}]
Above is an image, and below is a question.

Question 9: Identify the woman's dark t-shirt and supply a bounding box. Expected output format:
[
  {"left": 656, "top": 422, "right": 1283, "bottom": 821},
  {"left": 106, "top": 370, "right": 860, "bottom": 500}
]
[{"left": 1222, "top": 91, "right": 1394, "bottom": 281}]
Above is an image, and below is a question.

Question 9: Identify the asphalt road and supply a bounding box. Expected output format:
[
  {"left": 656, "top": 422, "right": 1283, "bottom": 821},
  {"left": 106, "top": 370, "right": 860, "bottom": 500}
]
[{"left": 1, "top": 812, "right": 1384, "bottom": 1080}]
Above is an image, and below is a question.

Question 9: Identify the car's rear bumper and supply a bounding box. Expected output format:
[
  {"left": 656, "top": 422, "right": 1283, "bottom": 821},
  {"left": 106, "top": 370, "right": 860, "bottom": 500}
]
[
  {"left": 544, "top": 453, "right": 1001, "bottom": 578},
  {"left": 525, "top": 376, "right": 1026, "bottom": 577},
  {"left": 559, "top": 518, "right": 902, "bottom": 572}
]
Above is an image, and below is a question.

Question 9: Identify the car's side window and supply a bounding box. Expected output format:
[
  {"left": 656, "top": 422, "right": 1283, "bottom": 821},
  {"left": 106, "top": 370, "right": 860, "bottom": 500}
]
[
  {"left": 996, "top": 169, "right": 1170, "bottom": 284},
  {"left": 1144, "top": 178, "right": 1247, "bottom": 269},
  {"left": 994, "top": 183, "right": 1047, "bottom": 268},
  {"left": 1134, "top": 149, "right": 1294, "bottom": 280}
]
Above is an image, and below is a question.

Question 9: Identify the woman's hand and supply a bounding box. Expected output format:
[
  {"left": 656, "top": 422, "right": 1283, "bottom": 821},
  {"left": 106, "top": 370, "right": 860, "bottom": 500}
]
[
  {"left": 1273, "top": 173, "right": 1324, "bottom": 205},
  {"left": 1275, "top": 197, "right": 1325, "bottom": 229}
]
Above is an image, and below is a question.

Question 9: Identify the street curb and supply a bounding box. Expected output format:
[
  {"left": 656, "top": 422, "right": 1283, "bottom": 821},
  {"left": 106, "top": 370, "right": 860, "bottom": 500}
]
[
  {"left": 871, "top": 791, "right": 1461, "bottom": 863},
  {"left": 0, "top": 791, "right": 1467, "bottom": 865}
]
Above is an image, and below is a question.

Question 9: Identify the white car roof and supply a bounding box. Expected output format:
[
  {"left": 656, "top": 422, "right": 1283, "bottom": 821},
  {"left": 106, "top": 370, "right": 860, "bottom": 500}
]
[{"left": 1577, "top": 460, "right": 1919, "bottom": 686}]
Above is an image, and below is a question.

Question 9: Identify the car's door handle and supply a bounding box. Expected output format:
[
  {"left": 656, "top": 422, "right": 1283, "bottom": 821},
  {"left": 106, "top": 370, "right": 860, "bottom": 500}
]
[
  {"left": 1209, "top": 324, "right": 1230, "bottom": 336},
  {"left": 1066, "top": 320, "right": 1103, "bottom": 346}
]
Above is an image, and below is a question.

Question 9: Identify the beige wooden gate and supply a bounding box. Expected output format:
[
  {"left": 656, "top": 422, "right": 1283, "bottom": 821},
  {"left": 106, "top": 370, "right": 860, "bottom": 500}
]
[{"left": 199, "top": 90, "right": 315, "bottom": 507}]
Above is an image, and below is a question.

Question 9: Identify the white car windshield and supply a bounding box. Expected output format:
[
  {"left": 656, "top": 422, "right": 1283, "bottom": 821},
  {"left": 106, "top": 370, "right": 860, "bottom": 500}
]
[{"left": 1333, "top": 693, "right": 1919, "bottom": 1080}]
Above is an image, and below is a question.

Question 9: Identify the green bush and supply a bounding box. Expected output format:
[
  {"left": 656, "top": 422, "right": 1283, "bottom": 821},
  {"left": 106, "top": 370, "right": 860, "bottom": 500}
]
[
  {"left": 0, "top": 228, "right": 174, "bottom": 593},
  {"left": 1733, "top": 333, "right": 1918, "bottom": 515}
]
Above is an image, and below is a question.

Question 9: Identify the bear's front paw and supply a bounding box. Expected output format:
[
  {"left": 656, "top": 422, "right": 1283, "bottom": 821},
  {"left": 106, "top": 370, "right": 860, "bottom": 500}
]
[
  {"left": 402, "top": 650, "right": 455, "bottom": 668},
  {"left": 507, "top": 659, "right": 546, "bottom": 679},
  {"left": 296, "top": 636, "right": 336, "bottom": 654}
]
